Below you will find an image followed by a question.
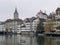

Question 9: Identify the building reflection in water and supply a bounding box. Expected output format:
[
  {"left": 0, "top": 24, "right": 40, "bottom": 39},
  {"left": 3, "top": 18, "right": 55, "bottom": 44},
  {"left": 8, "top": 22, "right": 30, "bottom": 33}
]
[
  {"left": 44, "top": 37, "right": 56, "bottom": 45},
  {"left": 0, "top": 35, "right": 60, "bottom": 45},
  {"left": 36, "top": 36, "right": 45, "bottom": 45},
  {"left": 36, "top": 36, "right": 60, "bottom": 45},
  {"left": 4, "top": 35, "right": 37, "bottom": 45}
]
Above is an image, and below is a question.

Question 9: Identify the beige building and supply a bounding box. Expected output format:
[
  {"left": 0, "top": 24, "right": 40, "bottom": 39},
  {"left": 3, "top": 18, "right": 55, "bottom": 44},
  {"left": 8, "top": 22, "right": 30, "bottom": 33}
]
[{"left": 44, "top": 8, "right": 60, "bottom": 32}]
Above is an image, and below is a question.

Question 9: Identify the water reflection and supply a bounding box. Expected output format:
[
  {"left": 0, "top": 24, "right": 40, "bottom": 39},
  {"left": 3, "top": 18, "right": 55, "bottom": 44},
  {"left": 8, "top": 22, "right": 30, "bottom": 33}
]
[
  {"left": 4, "top": 35, "right": 37, "bottom": 45},
  {"left": 0, "top": 35, "right": 60, "bottom": 45},
  {"left": 44, "top": 37, "right": 56, "bottom": 45},
  {"left": 36, "top": 36, "right": 44, "bottom": 45},
  {"left": 36, "top": 36, "right": 60, "bottom": 45}
]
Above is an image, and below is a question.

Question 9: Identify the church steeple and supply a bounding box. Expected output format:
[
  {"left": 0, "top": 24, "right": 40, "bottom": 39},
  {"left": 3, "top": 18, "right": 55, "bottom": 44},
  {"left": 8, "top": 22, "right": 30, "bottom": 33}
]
[{"left": 14, "top": 8, "right": 19, "bottom": 19}]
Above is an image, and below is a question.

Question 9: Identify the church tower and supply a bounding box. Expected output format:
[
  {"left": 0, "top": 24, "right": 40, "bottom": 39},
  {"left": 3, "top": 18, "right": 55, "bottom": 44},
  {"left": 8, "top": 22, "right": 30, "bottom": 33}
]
[{"left": 14, "top": 8, "right": 19, "bottom": 19}]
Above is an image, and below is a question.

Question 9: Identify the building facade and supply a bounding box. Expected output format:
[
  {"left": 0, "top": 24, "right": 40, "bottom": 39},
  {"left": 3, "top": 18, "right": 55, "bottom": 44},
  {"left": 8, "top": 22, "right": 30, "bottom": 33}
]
[
  {"left": 44, "top": 8, "right": 60, "bottom": 32},
  {"left": 4, "top": 8, "right": 23, "bottom": 33},
  {"left": 0, "top": 22, "right": 5, "bottom": 32}
]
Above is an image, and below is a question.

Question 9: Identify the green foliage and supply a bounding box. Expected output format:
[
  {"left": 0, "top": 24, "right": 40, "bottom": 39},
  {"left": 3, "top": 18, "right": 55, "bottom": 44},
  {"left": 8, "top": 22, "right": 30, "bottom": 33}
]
[
  {"left": 37, "top": 22, "right": 44, "bottom": 31},
  {"left": 56, "top": 26, "right": 60, "bottom": 30}
]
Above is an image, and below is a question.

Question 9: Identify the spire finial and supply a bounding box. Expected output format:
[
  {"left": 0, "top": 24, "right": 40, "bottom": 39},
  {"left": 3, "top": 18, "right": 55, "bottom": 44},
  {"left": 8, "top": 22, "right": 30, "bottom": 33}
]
[
  {"left": 15, "top": 7, "right": 17, "bottom": 11},
  {"left": 15, "top": 7, "right": 17, "bottom": 10}
]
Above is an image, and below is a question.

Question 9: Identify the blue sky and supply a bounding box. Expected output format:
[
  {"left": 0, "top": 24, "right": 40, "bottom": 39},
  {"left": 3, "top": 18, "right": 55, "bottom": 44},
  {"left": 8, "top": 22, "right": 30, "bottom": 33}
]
[{"left": 0, "top": 0, "right": 60, "bottom": 21}]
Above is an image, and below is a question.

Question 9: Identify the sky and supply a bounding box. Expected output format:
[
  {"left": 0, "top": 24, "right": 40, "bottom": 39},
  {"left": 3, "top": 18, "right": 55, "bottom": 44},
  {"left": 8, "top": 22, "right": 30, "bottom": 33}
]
[{"left": 0, "top": 0, "right": 60, "bottom": 21}]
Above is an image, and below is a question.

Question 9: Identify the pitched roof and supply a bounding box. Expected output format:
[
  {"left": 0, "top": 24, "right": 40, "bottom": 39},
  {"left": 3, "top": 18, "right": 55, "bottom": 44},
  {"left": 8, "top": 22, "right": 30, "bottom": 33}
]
[
  {"left": 24, "top": 17, "right": 37, "bottom": 22},
  {"left": 5, "top": 19, "right": 23, "bottom": 23},
  {"left": 37, "top": 11, "right": 47, "bottom": 16},
  {"left": 30, "top": 17, "right": 37, "bottom": 21},
  {"left": 56, "top": 8, "right": 60, "bottom": 11},
  {"left": 24, "top": 18, "right": 30, "bottom": 22}
]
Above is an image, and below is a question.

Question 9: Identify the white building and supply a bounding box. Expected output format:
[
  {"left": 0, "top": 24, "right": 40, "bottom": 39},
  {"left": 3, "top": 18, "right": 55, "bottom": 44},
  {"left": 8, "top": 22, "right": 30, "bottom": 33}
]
[
  {"left": 32, "top": 18, "right": 40, "bottom": 31},
  {"left": 4, "top": 9, "right": 47, "bottom": 34},
  {"left": 4, "top": 19, "right": 23, "bottom": 33},
  {"left": 23, "top": 17, "right": 38, "bottom": 31},
  {"left": 20, "top": 10, "right": 48, "bottom": 32},
  {"left": 4, "top": 8, "right": 23, "bottom": 33},
  {"left": 20, "top": 18, "right": 36, "bottom": 34},
  {"left": 17, "top": 23, "right": 26, "bottom": 32},
  {"left": 36, "top": 10, "right": 47, "bottom": 20},
  {"left": 32, "top": 10, "right": 47, "bottom": 31},
  {"left": 23, "top": 18, "right": 31, "bottom": 31},
  {"left": 0, "top": 22, "right": 5, "bottom": 32},
  {"left": 54, "top": 8, "right": 60, "bottom": 32}
]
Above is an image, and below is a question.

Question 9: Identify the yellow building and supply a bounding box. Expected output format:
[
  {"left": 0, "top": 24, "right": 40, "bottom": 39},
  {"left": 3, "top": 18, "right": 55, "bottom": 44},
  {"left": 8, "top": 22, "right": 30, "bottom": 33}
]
[{"left": 44, "top": 19, "right": 55, "bottom": 32}]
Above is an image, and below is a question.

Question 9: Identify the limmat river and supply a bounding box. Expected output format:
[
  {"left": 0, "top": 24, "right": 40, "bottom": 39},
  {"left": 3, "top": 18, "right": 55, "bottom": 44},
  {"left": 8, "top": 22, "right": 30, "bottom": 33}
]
[{"left": 0, "top": 35, "right": 60, "bottom": 45}]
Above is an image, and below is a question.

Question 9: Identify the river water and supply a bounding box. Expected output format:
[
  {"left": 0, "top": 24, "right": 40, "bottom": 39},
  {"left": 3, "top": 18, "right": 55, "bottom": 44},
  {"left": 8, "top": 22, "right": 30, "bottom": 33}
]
[{"left": 0, "top": 35, "right": 60, "bottom": 45}]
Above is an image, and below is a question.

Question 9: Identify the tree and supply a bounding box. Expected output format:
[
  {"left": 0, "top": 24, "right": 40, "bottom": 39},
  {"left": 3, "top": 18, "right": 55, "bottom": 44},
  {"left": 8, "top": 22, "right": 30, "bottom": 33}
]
[
  {"left": 56, "top": 26, "right": 60, "bottom": 30},
  {"left": 36, "top": 21, "right": 44, "bottom": 33}
]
